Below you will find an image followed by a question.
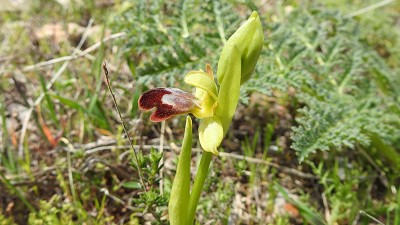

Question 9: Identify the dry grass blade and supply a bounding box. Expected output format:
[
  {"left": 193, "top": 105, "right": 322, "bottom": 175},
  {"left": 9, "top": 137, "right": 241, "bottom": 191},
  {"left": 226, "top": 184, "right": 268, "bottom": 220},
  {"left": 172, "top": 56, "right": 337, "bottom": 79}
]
[
  {"left": 102, "top": 62, "right": 146, "bottom": 191},
  {"left": 346, "top": 0, "right": 395, "bottom": 18}
]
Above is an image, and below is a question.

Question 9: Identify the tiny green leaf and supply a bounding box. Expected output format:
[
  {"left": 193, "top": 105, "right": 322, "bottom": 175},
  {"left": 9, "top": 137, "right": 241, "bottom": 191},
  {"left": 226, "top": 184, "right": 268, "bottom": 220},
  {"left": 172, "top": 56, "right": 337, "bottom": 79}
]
[{"left": 121, "top": 181, "right": 141, "bottom": 189}]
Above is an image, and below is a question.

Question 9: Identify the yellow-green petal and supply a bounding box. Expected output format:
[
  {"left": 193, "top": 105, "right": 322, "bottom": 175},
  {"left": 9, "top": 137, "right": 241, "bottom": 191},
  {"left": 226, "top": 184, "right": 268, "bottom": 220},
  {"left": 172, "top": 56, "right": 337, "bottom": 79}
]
[
  {"left": 184, "top": 70, "right": 218, "bottom": 101},
  {"left": 199, "top": 116, "right": 223, "bottom": 155}
]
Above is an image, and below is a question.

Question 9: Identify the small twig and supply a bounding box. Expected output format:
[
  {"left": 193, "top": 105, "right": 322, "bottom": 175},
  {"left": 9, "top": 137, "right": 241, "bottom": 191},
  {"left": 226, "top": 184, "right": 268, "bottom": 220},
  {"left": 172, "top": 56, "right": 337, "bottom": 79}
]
[
  {"left": 60, "top": 138, "right": 79, "bottom": 203},
  {"left": 159, "top": 121, "right": 166, "bottom": 196},
  {"left": 18, "top": 18, "right": 94, "bottom": 157},
  {"left": 100, "top": 188, "right": 136, "bottom": 211},
  {"left": 346, "top": 0, "right": 394, "bottom": 18},
  {"left": 218, "top": 151, "right": 320, "bottom": 180},
  {"left": 321, "top": 192, "right": 331, "bottom": 223},
  {"left": 3, "top": 166, "right": 58, "bottom": 180},
  {"left": 102, "top": 62, "right": 146, "bottom": 191},
  {"left": 359, "top": 210, "right": 385, "bottom": 225}
]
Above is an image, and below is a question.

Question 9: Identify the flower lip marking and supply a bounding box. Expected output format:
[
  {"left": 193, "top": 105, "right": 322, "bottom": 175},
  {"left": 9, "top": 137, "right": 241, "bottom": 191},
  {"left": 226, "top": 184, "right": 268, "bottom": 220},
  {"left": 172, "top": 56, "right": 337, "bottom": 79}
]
[{"left": 138, "top": 87, "right": 200, "bottom": 122}]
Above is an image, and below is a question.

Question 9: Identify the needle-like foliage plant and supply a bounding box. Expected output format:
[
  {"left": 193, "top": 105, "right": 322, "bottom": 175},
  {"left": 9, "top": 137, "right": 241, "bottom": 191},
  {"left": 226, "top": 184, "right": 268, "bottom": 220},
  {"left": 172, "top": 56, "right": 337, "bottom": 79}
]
[{"left": 115, "top": 1, "right": 400, "bottom": 169}]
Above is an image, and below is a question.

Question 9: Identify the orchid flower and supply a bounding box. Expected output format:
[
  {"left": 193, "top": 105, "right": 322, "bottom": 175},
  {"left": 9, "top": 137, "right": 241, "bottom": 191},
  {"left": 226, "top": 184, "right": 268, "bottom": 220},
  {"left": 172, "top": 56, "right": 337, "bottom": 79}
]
[
  {"left": 138, "top": 11, "right": 264, "bottom": 225},
  {"left": 139, "top": 11, "right": 263, "bottom": 155},
  {"left": 138, "top": 64, "right": 222, "bottom": 154}
]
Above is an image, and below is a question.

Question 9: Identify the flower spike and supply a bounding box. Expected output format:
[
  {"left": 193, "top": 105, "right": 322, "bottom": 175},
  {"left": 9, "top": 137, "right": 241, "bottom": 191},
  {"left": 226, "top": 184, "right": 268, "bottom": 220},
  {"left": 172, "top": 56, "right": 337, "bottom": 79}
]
[{"left": 138, "top": 88, "right": 200, "bottom": 122}]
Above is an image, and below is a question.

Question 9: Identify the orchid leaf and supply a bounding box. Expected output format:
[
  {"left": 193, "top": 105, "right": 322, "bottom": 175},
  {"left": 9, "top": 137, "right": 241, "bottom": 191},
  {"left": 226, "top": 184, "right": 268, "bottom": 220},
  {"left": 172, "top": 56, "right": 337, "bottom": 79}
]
[{"left": 168, "top": 116, "right": 193, "bottom": 224}]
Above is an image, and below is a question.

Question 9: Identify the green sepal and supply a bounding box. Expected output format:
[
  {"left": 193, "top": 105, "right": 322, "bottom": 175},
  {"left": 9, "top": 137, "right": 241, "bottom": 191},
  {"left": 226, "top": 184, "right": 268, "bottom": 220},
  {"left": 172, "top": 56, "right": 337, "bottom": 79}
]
[
  {"left": 215, "top": 11, "right": 264, "bottom": 134},
  {"left": 199, "top": 116, "right": 223, "bottom": 155},
  {"left": 215, "top": 49, "right": 241, "bottom": 134},
  {"left": 217, "top": 11, "right": 264, "bottom": 85},
  {"left": 168, "top": 116, "right": 192, "bottom": 225}
]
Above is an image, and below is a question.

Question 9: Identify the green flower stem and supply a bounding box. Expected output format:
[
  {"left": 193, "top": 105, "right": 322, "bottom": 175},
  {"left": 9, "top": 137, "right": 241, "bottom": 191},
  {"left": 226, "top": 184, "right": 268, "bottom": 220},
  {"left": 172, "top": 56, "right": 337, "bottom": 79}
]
[{"left": 187, "top": 151, "right": 213, "bottom": 224}]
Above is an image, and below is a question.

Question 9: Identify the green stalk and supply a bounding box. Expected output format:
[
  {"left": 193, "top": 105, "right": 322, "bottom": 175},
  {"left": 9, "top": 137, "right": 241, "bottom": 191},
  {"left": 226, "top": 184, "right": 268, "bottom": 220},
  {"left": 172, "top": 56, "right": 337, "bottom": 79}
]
[
  {"left": 168, "top": 116, "right": 192, "bottom": 225},
  {"left": 187, "top": 151, "right": 213, "bottom": 224}
]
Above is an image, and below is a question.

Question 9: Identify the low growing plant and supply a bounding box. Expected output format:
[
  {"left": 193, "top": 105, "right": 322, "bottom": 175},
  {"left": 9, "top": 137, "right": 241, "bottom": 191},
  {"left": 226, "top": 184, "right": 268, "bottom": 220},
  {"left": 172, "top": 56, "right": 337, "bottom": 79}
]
[{"left": 138, "top": 12, "right": 264, "bottom": 224}]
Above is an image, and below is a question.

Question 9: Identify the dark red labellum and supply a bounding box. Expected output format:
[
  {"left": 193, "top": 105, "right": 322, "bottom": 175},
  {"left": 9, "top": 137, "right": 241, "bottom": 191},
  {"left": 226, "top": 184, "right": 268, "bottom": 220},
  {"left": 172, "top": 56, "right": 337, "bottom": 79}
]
[{"left": 138, "top": 87, "right": 199, "bottom": 122}]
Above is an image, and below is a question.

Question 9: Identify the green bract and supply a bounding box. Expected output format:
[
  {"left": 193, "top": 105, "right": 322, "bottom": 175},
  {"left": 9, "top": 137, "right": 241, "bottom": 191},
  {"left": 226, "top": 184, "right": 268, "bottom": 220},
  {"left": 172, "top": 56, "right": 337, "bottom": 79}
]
[
  {"left": 216, "top": 11, "right": 264, "bottom": 136},
  {"left": 217, "top": 11, "right": 264, "bottom": 85}
]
